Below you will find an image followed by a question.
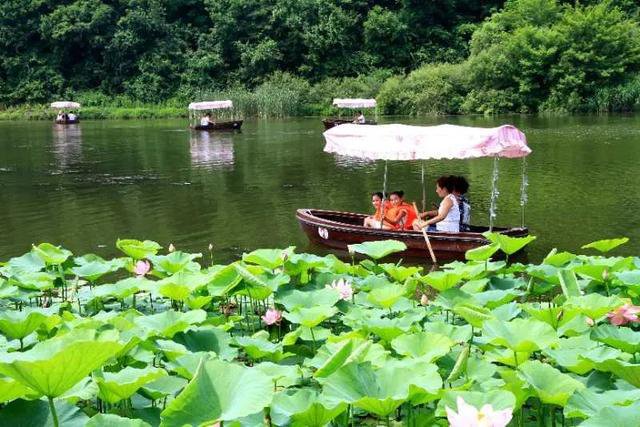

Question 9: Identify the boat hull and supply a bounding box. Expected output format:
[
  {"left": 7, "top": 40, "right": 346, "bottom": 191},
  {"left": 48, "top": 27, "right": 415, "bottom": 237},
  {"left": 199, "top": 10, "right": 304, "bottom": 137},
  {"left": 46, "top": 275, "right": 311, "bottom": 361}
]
[
  {"left": 322, "top": 118, "right": 377, "bottom": 130},
  {"left": 194, "top": 120, "right": 243, "bottom": 131},
  {"left": 55, "top": 119, "right": 79, "bottom": 124},
  {"left": 296, "top": 209, "right": 529, "bottom": 260}
]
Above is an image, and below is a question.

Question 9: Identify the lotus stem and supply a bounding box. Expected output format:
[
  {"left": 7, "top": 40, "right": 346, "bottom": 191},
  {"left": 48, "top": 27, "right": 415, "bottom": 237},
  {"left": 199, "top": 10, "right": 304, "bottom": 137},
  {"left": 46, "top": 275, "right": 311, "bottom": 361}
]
[
  {"left": 551, "top": 405, "right": 557, "bottom": 427},
  {"left": 309, "top": 327, "right": 317, "bottom": 352},
  {"left": 48, "top": 396, "right": 59, "bottom": 427}
]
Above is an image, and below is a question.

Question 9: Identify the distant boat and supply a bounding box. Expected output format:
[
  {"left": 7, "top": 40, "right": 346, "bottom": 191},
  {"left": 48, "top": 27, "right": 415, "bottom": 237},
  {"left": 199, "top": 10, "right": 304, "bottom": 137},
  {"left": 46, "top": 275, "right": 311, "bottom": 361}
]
[
  {"left": 51, "top": 101, "right": 80, "bottom": 124},
  {"left": 188, "top": 101, "right": 243, "bottom": 131},
  {"left": 322, "top": 98, "right": 377, "bottom": 130}
]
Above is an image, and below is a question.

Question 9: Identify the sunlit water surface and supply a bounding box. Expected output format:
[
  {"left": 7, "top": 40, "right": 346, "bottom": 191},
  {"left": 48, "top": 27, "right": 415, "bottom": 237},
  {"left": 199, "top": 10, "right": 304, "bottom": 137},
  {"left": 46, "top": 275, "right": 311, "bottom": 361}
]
[{"left": 1, "top": 115, "right": 639, "bottom": 263}]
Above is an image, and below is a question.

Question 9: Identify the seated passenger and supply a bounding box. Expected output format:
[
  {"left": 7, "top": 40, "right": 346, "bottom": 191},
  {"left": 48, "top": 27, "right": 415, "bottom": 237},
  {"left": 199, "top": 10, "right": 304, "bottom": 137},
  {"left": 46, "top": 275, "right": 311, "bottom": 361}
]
[
  {"left": 56, "top": 111, "right": 64, "bottom": 121},
  {"left": 397, "top": 194, "right": 418, "bottom": 230},
  {"left": 68, "top": 112, "right": 77, "bottom": 122},
  {"left": 413, "top": 176, "right": 460, "bottom": 232},
  {"left": 384, "top": 191, "right": 410, "bottom": 230},
  {"left": 200, "top": 113, "right": 213, "bottom": 127},
  {"left": 451, "top": 175, "right": 471, "bottom": 231},
  {"left": 364, "top": 192, "right": 391, "bottom": 229},
  {"left": 353, "top": 111, "right": 365, "bottom": 124}
]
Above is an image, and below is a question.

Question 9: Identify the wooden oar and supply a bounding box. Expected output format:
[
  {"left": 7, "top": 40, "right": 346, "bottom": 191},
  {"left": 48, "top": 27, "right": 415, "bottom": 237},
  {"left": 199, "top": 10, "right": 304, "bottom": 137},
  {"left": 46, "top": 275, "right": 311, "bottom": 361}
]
[{"left": 413, "top": 202, "right": 437, "bottom": 265}]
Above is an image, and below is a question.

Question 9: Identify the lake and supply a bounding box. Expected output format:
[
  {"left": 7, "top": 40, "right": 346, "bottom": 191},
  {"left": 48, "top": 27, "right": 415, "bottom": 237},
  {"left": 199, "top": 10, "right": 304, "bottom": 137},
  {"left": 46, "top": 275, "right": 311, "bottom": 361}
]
[{"left": 1, "top": 115, "right": 638, "bottom": 263}]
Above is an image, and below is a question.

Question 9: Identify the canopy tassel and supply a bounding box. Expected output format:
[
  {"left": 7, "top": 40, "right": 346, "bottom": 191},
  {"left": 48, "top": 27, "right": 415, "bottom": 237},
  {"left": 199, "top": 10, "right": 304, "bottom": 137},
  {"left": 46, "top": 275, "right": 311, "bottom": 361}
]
[
  {"left": 520, "top": 157, "right": 528, "bottom": 228},
  {"left": 489, "top": 156, "right": 500, "bottom": 232}
]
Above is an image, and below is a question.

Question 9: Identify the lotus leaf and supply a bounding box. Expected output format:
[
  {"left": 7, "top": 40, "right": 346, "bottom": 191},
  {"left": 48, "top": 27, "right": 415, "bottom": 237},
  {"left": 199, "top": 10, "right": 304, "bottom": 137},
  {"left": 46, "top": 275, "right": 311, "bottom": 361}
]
[
  {"left": 160, "top": 359, "right": 274, "bottom": 425},
  {"left": 491, "top": 301, "right": 521, "bottom": 321},
  {"left": 0, "top": 398, "right": 89, "bottom": 427},
  {"left": 32, "top": 243, "right": 72, "bottom": 265},
  {"left": 116, "top": 239, "right": 162, "bottom": 259},
  {"left": 139, "top": 375, "right": 188, "bottom": 401},
  {"left": 423, "top": 321, "right": 472, "bottom": 343},
  {"left": 308, "top": 338, "right": 388, "bottom": 372},
  {"left": 0, "top": 375, "right": 34, "bottom": 402},
  {"left": 420, "top": 270, "right": 463, "bottom": 292},
  {"left": 595, "top": 359, "right": 640, "bottom": 387},
  {"left": 453, "top": 303, "right": 495, "bottom": 328},
  {"left": 234, "top": 331, "right": 292, "bottom": 362},
  {"left": 206, "top": 264, "right": 242, "bottom": 296},
  {"left": 135, "top": 309, "right": 206, "bottom": 338},
  {"left": 483, "top": 318, "right": 558, "bottom": 356},
  {"left": 254, "top": 362, "right": 301, "bottom": 389},
  {"left": 147, "top": 251, "right": 202, "bottom": 275},
  {"left": 270, "top": 388, "right": 347, "bottom": 427},
  {"left": 59, "top": 377, "right": 99, "bottom": 403},
  {"left": 242, "top": 247, "right": 295, "bottom": 270},
  {"left": 277, "top": 287, "right": 339, "bottom": 311},
  {"left": 166, "top": 352, "right": 215, "bottom": 380},
  {"left": 234, "top": 264, "right": 281, "bottom": 300},
  {"left": 483, "top": 232, "right": 537, "bottom": 255},
  {"left": 284, "top": 253, "right": 329, "bottom": 283},
  {"left": 366, "top": 283, "right": 405, "bottom": 309},
  {"left": 522, "top": 303, "right": 564, "bottom": 329},
  {"left": 87, "top": 414, "right": 151, "bottom": 427},
  {"left": 614, "top": 270, "right": 640, "bottom": 295},
  {"left": 157, "top": 272, "right": 209, "bottom": 302},
  {"left": 283, "top": 306, "right": 337, "bottom": 328},
  {"left": 186, "top": 295, "right": 213, "bottom": 309},
  {"left": 93, "top": 277, "right": 148, "bottom": 300},
  {"left": 518, "top": 360, "right": 585, "bottom": 406},
  {"left": 591, "top": 324, "right": 640, "bottom": 354},
  {"left": 3, "top": 252, "right": 46, "bottom": 275},
  {"left": 347, "top": 240, "right": 407, "bottom": 260},
  {"left": 434, "top": 288, "right": 474, "bottom": 310},
  {"left": 365, "top": 311, "right": 425, "bottom": 342},
  {"left": 577, "top": 401, "right": 640, "bottom": 426},
  {"left": 565, "top": 388, "right": 640, "bottom": 419},
  {"left": 573, "top": 264, "right": 608, "bottom": 282},
  {"left": 471, "top": 289, "right": 521, "bottom": 309},
  {"left": 464, "top": 243, "right": 499, "bottom": 261},
  {"left": 436, "top": 390, "right": 516, "bottom": 417},
  {"left": 563, "top": 294, "right": 623, "bottom": 320},
  {"left": 0, "top": 329, "right": 123, "bottom": 398},
  {"left": 558, "top": 269, "right": 582, "bottom": 297},
  {"left": 391, "top": 331, "right": 455, "bottom": 362},
  {"left": 581, "top": 237, "right": 629, "bottom": 253},
  {"left": 497, "top": 367, "right": 531, "bottom": 409},
  {"left": 173, "top": 326, "right": 237, "bottom": 361},
  {"left": 95, "top": 366, "right": 167, "bottom": 404},
  {"left": 155, "top": 339, "right": 189, "bottom": 361},
  {"left": 0, "top": 306, "right": 57, "bottom": 341},
  {"left": 379, "top": 263, "right": 422, "bottom": 282},
  {"left": 11, "top": 272, "right": 56, "bottom": 291},
  {"left": 543, "top": 249, "right": 577, "bottom": 267}
]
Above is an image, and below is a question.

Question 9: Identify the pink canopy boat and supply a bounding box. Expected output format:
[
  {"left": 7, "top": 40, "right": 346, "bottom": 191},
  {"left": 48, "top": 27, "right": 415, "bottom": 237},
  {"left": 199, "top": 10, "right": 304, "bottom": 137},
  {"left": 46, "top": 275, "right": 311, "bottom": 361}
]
[
  {"left": 297, "top": 123, "right": 532, "bottom": 261},
  {"left": 322, "top": 98, "right": 378, "bottom": 130}
]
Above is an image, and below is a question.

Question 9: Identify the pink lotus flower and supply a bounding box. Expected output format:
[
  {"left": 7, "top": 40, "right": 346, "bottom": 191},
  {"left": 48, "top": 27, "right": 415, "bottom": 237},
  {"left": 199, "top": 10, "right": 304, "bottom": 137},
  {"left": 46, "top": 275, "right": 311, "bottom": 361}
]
[
  {"left": 607, "top": 304, "right": 640, "bottom": 326},
  {"left": 446, "top": 397, "right": 512, "bottom": 427},
  {"left": 326, "top": 278, "right": 353, "bottom": 301},
  {"left": 262, "top": 308, "right": 282, "bottom": 325},
  {"left": 134, "top": 260, "right": 151, "bottom": 277},
  {"left": 420, "top": 294, "right": 429, "bottom": 306}
]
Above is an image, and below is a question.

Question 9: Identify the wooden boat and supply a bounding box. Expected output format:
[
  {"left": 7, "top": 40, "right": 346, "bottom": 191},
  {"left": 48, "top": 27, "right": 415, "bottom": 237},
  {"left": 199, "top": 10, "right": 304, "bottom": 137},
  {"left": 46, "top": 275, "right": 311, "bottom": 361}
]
[
  {"left": 194, "top": 120, "right": 243, "bottom": 131},
  {"left": 55, "top": 118, "right": 80, "bottom": 125},
  {"left": 297, "top": 209, "right": 529, "bottom": 260},
  {"left": 322, "top": 118, "right": 376, "bottom": 130}
]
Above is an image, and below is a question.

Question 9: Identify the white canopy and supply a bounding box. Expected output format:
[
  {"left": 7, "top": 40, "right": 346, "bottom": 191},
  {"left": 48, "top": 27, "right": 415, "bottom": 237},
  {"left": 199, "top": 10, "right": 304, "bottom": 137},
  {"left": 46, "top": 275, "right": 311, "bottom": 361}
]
[
  {"left": 332, "top": 98, "right": 377, "bottom": 109},
  {"left": 323, "top": 123, "right": 531, "bottom": 160},
  {"left": 188, "top": 101, "right": 233, "bottom": 110},
  {"left": 50, "top": 101, "right": 80, "bottom": 109}
]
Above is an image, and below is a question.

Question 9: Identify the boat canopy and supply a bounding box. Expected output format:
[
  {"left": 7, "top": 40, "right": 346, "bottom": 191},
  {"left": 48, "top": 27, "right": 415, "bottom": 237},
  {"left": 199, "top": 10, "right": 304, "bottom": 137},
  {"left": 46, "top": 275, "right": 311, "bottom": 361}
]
[
  {"left": 323, "top": 123, "right": 530, "bottom": 160},
  {"left": 188, "top": 101, "right": 233, "bottom": 110},
  {"left": 332, "top": 98, "right": 377, "bottom": 109},
  {"left": 50, "top": 101, "right": 80, "bottom": 109}
]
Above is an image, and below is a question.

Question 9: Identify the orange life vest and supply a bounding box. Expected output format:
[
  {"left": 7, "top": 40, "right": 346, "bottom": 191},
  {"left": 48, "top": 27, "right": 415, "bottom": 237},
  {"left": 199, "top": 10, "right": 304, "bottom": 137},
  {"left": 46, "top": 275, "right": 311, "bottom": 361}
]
[{"left": 400, "top": 202, "right": 418, "bottom": 230}]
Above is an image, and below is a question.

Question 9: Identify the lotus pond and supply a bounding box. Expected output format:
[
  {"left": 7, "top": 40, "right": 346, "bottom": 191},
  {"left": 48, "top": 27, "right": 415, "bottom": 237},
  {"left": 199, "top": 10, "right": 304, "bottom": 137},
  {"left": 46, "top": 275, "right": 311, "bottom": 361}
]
[{"left": 1, "top": 235, "right": 640, "bottom": 426}]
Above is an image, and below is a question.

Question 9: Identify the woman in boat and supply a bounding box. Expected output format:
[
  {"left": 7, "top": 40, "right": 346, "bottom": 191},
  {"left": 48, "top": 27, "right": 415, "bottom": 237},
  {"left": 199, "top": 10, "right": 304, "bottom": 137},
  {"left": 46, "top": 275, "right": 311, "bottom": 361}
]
[
  {"left": 452, "top": 175, "right": 471, "bottom": 231},
  {"left": 363, "top": 192, "right": 391, "bottom": 229},
  {"left": 200, "top": 113, "right": 214, "bottom": 127},
  {"left": 56, "top": 111, "right": 65, "bottom": 122},
  {"left": 385, "top": 191, "right": 415, "bottom": 230},
  {"left": 353, "top": 111, "right": 365, "bottom": 124},
  {"left": 413, "top": 176, "right": 460, "bottom": 232},
  {"left": 68, "top": 111, "right": 77, "bottom": 122}
]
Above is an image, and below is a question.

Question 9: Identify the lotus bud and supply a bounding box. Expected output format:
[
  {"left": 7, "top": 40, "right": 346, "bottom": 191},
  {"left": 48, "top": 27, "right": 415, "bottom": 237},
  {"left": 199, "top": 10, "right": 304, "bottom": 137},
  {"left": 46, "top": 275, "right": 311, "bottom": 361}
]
[
  {"left": 585, "top": 317, "right": 594, "bottom": 326},
  {"left": 208, "top": 243, "right": 213, "bottom": 251},
  {"left": 602, "top": 269, "right": 609, "bottom": 281},
  {"left": 169, "top": 243, "right": 176, "bottom": 253},
  {"left": 280, "top": 250, "right": 289, "bottom": 262},
  {"left": 348, "top": 246, "right": 355, "bottom": 256},
  {"left": 420, "top": 294, "right": 429, "bottom": 306}
]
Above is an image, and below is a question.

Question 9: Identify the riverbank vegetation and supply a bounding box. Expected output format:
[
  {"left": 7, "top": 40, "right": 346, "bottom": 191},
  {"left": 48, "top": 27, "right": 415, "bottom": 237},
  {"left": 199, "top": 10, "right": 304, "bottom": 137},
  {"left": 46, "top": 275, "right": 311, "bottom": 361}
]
[
  {"left": 0, "top": 236, "right": 640, "bottom": 425},
  {"left": 2, "top": 0, "right": 640, "bottom": 119}
]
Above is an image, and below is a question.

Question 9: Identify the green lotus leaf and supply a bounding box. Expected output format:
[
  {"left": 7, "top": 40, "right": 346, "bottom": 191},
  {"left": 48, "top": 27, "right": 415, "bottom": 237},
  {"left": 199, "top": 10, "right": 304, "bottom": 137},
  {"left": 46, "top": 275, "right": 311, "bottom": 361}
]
[
  {"left": 284, "top": 253, "right": 329, "bottom": 283},
  {"left": 0, "top": 306, "right": 57, "bottom": 341},
  {"left": 135, "top": 309, "right": 206, "bottom": 338},
  {"left": 86, "top": 414, "right": 151, "bottom": 427},
  {"left": 116, "top": 239, "right": 162, "bottom": 259},
  {"left": 543, "top": 249, "right": 577, "bottom": 267},
  {"left": 483, "top": 318, "right": 558, "bottom": 355},
  {"left": 93, "top": 277, "right": 148, "bottom": 300},
  {"left": 465, "top": 243, "right": 499, "bottom": 261},
  {"left": 522, "top": 303, "right": 564, "bottom": 329},
  {"left": 0, "top": 376, "right": 34, "bottom": 402},
  {"left": 160, "top": 359, "right": 274, "bottom": 425},
  {"left": 70, "top": 260, "right": 115, "bottom": 282},
  {"left": 558, "top": 269, "right": 582, "bottom": 297},
  {"left": 483, "top": 232, "right": 537, "bottom": 255},
  {"left": 614, "top": 271, "right": 640, "bottom": 295},
  {"left": 573, "top": 264, "right": 608, "bottom": 283},
  {"left": 234, "top": 264, "right": 283, "bottom": 300},
  {"left": 283, "top": 306, "right": 338, "bottom": 328},
  {"left": 186, "top": 295, "right": 213, "bottom": 309},
  {"left": 207, "top": 264, "right": 242, "bottom": 297},
  {"left": 497, "top": 367, "right": 531, "bottom": 409},
  {"left": 518, "top": 360, "right": 584, "bottom": 406},
  {"left": 366, "top": 283, "right": 405, "bottom": 309},
  {"left": 365, "top": 311, "right": 425, "bottom": 342},
  {"left": 379, "top": 263, "right": 422, "bottom": 282},
  {"left": 564, "top": 294, "right": 623, "bottom": 320},
  {"left": 347, "top": 240, "right": 407, "bottom": 260},
  {"left": 453, "top": 303, "right": 495, "bottom": 328},
  {"left": 165, "top": 352, "right": 215, "bottom": 380},
  {"left": 313, "top": 339, "right": 354, "bottom": 378},
  {"left": 234, "top": 331, "right": 292, "bottom": 362},
  {"left": 436, "top": 390, "right": 516, "bottom": 417},
  {"left": 32, "top": 243, "right": 72, "bottom": 265},
  {"left": 420, "top": 271, "right": 463, "bottom": 292},
  {"left": 95, "top": 366, "right": 167, "bottom": 404},
  {"left": 147, "top": 251, "right": 202, "bottom": 275},
  {"left": 565, "top": 388, "right": 640, "bottom": 419},
  {"left": 460, "top": 278, "right": 489, "bottom": 293},
  {"left": 157, "top": 273, "right": 207, "bottom": 302},
  {"left": 3, "top": 252, "right": 46, "bottom": 275},
  {"left": 581, "top": 237, "right": 629, "bottom": 253},
  {"left": 0, "top": 398, "right": 89, "bottom": 427},
  {"left": 472, "top": 289, "right": 521, "bottom": 309},
  {"left": 391, "top": 331, "right": 455, "bottom": 362},
  {"left": 173, "top": 326, "right": 237, "bottom": 361},
  {"left": 591, "top": 324, "right": 640, "bottom": 354},
  {"left": 491, "top": 301, "right": 521, "bottom": 321},
  {"left": 11, "top": 272, "right": 56, "bottom": 291},
  {"left": 423, "top": 321, "right": 472, "bottom": 343},
  {"left": 254, "top": 362, "right": 301, "bottom": 389},
  {"left": 595, "top": 359, "right": 640, "bottom": 387},
  {"left": 307, "top": 338, "right": 388, "bottom": 372},
  {"left": 271, "top": 388, "right": 347, "bottom": 427},
  {"left": 277, "top": 288, "right": 340, "bottom": 311},
  {"left": 242, "top": 247, "right": 295, "bottom": 270},
  {"left": 433, "top": 288, "right": 474, "bottom": 311},
  {"left": 576, "top": 400, "right": 640, "bottom": 426},
  {"left": 155, "top": 339, "right": 189, "bottom": 361},
  {"left": 59, "top": 377, "right": 99, "bottom": 403},
  {"left": 139, "top": 375, "right": 188, "bottom": 401},
  {"left": 0, "top": 283, "right": 19, "bottom": 299},
  {"left": 0, "top": 329, "right": 124, "bottom": 397}
]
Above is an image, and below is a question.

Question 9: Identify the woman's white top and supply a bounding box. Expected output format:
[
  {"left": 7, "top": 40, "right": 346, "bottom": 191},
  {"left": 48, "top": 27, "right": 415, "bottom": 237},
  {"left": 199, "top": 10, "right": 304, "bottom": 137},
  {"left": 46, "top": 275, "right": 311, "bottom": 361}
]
[
  {"left": 436, "top": 194, "right": 460, "bottom": 232},
  {"left": 68, "top": 113, "right": 77, "bottom": 120},
  {"left": 200, "top": 117, "right": 210, "bottom": 126},
  {"left": 357, "top": 114, "right": 365, "bottom": 124}
]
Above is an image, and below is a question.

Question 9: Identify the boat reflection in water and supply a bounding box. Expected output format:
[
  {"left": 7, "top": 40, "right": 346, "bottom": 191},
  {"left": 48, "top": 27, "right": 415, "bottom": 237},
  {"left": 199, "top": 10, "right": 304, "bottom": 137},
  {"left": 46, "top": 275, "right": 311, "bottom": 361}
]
[
  {"left": 52, "top": 124, "right": 82, "bottom": 170},
  {"left": 189, "top": 131, "right": 235, "bottom": 169}
]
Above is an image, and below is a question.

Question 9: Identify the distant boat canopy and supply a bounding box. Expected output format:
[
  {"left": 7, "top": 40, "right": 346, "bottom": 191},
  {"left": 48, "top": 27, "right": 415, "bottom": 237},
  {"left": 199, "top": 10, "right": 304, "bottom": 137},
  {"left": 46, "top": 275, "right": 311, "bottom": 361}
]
[
  {"left": 332, "top": 98, "right": 377, "bottom": 109},
  {"left": 50, "top": 101, "right": 81, "bottom": 109},
  {"left": 188, "top": 101, "right": 233, "bottom": 110},
  {"left": 323, "top": 123, "right": 531, "bottom": 161}
]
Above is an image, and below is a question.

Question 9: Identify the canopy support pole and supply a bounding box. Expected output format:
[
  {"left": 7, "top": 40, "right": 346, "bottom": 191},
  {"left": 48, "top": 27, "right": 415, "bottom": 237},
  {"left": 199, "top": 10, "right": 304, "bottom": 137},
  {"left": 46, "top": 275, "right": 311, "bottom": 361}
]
[
  {"left": 421, "top": 162, "right": 427, "bottom": 212},
  {"left": 379, "top": 161, "right": 388, "bottom": 229},
  {"left": 489, "top": 156, "right": 500, "bottom": 232},
  {"left": 520, "top": 157, "right": 528, "bottom": 228}
]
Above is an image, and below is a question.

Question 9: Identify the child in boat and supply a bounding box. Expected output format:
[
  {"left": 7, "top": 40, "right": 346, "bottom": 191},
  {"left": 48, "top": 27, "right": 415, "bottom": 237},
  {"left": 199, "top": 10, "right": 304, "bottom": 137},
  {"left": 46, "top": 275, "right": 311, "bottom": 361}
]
[
  {"left": 413, "top": 176, "right": 460, "bottom": 232},
  {"left": 364, "top": 192, "right": 391, "bottom": 229},
  {"left": 452, "top": 175, "right": 471, "bottom": 231}
]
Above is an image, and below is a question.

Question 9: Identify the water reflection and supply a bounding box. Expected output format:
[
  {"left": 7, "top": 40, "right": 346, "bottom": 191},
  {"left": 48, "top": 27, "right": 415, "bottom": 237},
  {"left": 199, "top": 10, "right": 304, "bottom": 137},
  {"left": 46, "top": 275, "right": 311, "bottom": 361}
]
[
  {"left": 332, "top": 154, "right": 375, "bottom": 169},
  {"left": 52, "top": 124, "right": 82, "bottom": 169},
  {"left": 189, "top": 131, "right": 234, "bottom": 168}
]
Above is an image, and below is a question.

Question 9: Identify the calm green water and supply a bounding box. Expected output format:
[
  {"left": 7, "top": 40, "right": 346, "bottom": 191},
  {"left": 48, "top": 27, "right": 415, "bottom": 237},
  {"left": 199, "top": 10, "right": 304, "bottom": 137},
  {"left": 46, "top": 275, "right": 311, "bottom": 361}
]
[{"left": 1, "top": 115, "right": 639, "bottom": 263}]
